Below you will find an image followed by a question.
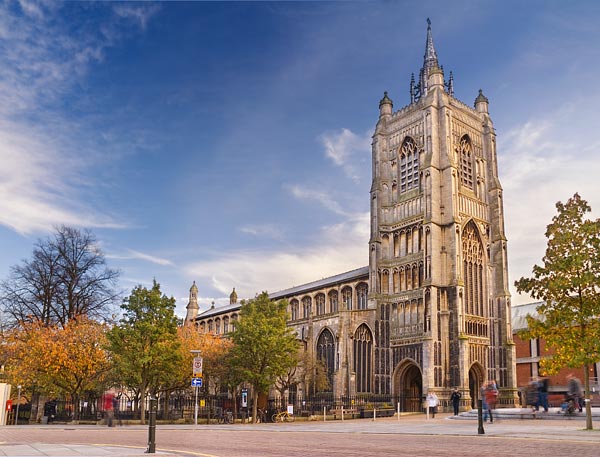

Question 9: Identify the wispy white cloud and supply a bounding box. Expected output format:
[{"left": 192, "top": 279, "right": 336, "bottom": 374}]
[
  {"left": 107, "top": 249, "right": 174, "bottom": 267},
  {"left": 113, "top": 3, "right": 160, "bottom": 30},
  {"left": 189, "top": 127, "right": 371, "bottom": 300},
  {"left": 499, "top": 98, "right": 600, "bottom": 305},
  {"left": 319, "top": 128, "right": 371, "bottom": 182},
  {"left": 239, "top": 224, "right": 285, "bottom": 241},
  {"left": 0, "top": 2, "right": 158, "bottom": 235},
  {"left": 286, "top": 185, "right": 348, "bottom": 216},
  {"left": 186, "top": 246, "right": 366, "bottom": 301},
  {"left": 185, "top": 207, "right": 368, "bottom": 300}
]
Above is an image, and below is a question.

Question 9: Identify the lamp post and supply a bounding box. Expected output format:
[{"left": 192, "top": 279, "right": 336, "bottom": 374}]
[
  {"left": 14, "top": 385, "right": 21, "bottom": 426},
  {"left": 190, "top": 350, "right": 202, "bottom": 426}
]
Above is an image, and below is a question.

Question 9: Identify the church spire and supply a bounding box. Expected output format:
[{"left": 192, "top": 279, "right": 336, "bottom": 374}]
[
  {"left": 410, "top": 19, "right": 453, "bottom": 103},
  {"left": 423, "top": 18, "right": 439, "bottom": 75}
]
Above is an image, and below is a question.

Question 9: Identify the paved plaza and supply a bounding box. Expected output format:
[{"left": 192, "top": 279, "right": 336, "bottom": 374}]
[{"left": 0, "top": 409, "right": 599, "bottom": 457}]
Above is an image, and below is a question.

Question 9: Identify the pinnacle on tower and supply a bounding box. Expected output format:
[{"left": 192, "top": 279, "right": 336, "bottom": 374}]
[
  {"left": 423, "top": 18, "right": 439, "bottom": 75},
  {"left": 410, "top": 19, "right": 454, "bottom": 102},
  {"left": 184, "top": 280, "right": 199, "bottom": 325}
]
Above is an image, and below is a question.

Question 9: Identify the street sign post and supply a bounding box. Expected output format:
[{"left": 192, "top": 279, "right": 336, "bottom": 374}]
[
  {"left": 190, "top": 350, "right": 202, "bottom": 426},
  {"left": 193, "top": 357, "right": 203, "bottom": 377}
]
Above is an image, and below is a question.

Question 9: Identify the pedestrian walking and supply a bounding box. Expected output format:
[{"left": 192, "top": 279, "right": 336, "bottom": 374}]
[
  {"left": 426, "top": 391, "right": 439, "bottom": 418},
  {"left": 450, "top": 388, "right": 461, "bottom": 416},
  {"left": 484, "top": 381, "right": 498, "bottom": 423},
  {"left": 567, "top": 374, "right": 583, "bottom": 413},
  {"left": 103, "top": 391, "right": 115, "bottom": 427},
  {"left": 537, "top": 377, "right": 549, "bottom": 412}
]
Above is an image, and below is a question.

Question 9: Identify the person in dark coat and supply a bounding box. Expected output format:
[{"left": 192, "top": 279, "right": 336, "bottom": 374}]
[{"left": 450, "top": 388, "right": 461, "bottom": 416}]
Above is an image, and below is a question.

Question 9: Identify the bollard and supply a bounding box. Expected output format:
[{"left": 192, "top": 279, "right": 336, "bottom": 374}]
[
  {"left": 324, "top": 406, "right": 326, "bottom": 422},
  {"left": 477, "top": 399, "right": 485, "bottom": 435},
  {"left": 146, "top": 395, "right": 157, "bottom": 453},
  {"left": 397, "top": 402, "right": 400, "bottom": 421},
  {"left": 373, "top": 408, "right": 376, "bottom": 421},
  {"left": 341, "top": 406, "right": 344, "bottom": 421}
]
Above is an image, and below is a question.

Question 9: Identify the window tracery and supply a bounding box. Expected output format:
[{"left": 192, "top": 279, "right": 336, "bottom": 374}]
[
  {"left": 357, "top": 283, "right": 368, "bottom": 310},
  {"left": 459, "top": 135, "right": 474, "bottom": 189},
  {"left": 328, "top": 290, "right": 339, "bottom": 313},
  {"left": 353, "top": 324, "right": 373, "bottom": 393},
  {"left": 316, "top": 293, "right": 326, "bottom": 315},
  {"left": 462, "top": 221, "right": 485, "bottom": 317},
  {"left": 342, "top": 286, "right": 352, "bottom": 310},
  {"left": 400, "top": 137, "right": 420, "bottom": 192},
  {"left": 317, "top": 329, "right": 335, "bottom": 392},
  {"left": 302, "top": 296, "right": 312, "bottom": 319},
  {"left": 290, "top": 299, "right": 299, "bottom": 320}
]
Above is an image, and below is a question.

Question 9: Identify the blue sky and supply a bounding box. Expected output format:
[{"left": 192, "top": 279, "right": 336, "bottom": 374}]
[{"left": 1, "top": 0, "right": 599, "bottom": 318}]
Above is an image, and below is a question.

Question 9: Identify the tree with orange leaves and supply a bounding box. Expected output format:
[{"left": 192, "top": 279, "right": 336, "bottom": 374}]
[
  {"left": 4, "top": 318, "right": 110, "bottom": 421},
  {"left": 177, "top": 325, "right": 233, "bottom": 393}
]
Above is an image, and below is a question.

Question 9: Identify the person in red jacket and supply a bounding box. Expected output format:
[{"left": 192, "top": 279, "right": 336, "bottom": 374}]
[{"left": 103, "top": 392, "right": 115, "bottom": 427}]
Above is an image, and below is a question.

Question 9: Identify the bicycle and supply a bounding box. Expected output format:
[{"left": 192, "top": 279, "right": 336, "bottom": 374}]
[
  {"left": 218, "top": 410, "right": 234, "bottom": 424},
  {"left": 271, "top": 411, "right": 295, "bottom": 422},
  {"left": 256, "top": 408, "right": 266, "bottom": 423},
  {"left": 561, "top": 396, "right": 578, "bottom": 417}
]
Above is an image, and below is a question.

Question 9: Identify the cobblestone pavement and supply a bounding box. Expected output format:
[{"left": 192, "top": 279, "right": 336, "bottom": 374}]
[{"left": 0, "top": 412, "right": 599, "bottom": 456}]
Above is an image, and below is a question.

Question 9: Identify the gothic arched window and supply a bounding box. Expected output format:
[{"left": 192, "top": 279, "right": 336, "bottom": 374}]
[
  {"left": 290, "top": 299, "right": 299, "bottom": 320},
  {"left": 459, "top": 135, "right": 474, "bottom": 189},
  {"left": 328, "top": 290, "right": 339, "bottom": 313},
  {"left": 400, "top": 137, "right": 420, "bottom": 192},
  {"left": 357, "top": 283, "right": 368, "bottom": 310},
  {"left": 302, "top": 296, "right": 312, "bottom": 319},
  {"left": 353, "top": 324, "right": 373, "bottom": 393},
  {"left": 316, "top": 329, "right": 335, "bottom": 392},
  {"left": 223, "top": 316, "right": 229, "bottom": 334},
  {"left": 316, "top": 293, "right": 326, "bottom": 315},
  {"left": 342, "top": 286, "right": 353, "bottom": 311},
  {"left": 214, "top": 318, "right": 221, "bottom": 335},
  {"left": 462, "top": 221, "right": 485, "bottom": 316}
]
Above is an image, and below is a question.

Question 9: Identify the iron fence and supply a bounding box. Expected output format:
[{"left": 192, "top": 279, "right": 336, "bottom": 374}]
[{"left": 18, "top": 392, "right": 427, "bottom": 424}]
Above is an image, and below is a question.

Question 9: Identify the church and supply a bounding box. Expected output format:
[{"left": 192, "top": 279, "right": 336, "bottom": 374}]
[{"left": 188, "top": 20, "right": 518, "bottom": 411}]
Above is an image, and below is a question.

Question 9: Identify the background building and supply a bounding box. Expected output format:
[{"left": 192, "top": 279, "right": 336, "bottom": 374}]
[{"left": 512, "top": 302, "right": 600, "bottom": 406}]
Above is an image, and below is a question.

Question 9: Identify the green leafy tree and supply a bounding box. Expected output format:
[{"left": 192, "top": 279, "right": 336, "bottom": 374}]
[
  {"left": 229, "top": 292, "right": 298, "bottom": 422},
  {"left": 515, "top": 193, "right": 600, "bottom": 430},
  {"left": 106, "top": 280, "right": 182, "bottom": 424}
]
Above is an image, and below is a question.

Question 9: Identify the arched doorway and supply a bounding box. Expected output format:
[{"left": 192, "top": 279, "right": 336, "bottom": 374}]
[
  {"left": 393, "top": 361, "right": 423, "bottom": 412},
  {"left": 468, "top": 364, "right": 485, "bottom": 409}
]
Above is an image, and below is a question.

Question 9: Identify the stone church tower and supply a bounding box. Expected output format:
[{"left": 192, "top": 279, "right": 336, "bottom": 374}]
[{"left": 369, "top": 20, "right": 517, "bottom": 407}]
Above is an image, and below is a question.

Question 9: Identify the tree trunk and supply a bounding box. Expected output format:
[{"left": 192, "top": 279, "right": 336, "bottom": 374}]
[
  {"left": 232, "top": 388, "right": 238, "bottom": 423},
  {"left": 72, "top": 393, "right": 80, "bottom": 421},
  {"left": 139, "top": 385, "right": 147, "bottom": 425},
  {"left": 252, "top": 388, "right": 259, "bottom": 424},
  {"left": 584, "top": 362, "right": 593, "bottom": 430}
]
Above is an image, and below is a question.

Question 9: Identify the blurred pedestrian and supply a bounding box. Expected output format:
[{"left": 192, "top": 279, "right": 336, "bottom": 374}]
[
  {"left": 426, "top": 391, "right": 439, "bottom": 418},
  {"left": 567, "top": 374, "right": 583, "bottom": 413},
  {"left": 537, "top": 377, "right": 549, "bottom": 412},
  {"left": 103, "top": 391, "right": 115, "bottom": 427},
  {"left": 484, "top": 381, "right": 498, "bottom": 423}
]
